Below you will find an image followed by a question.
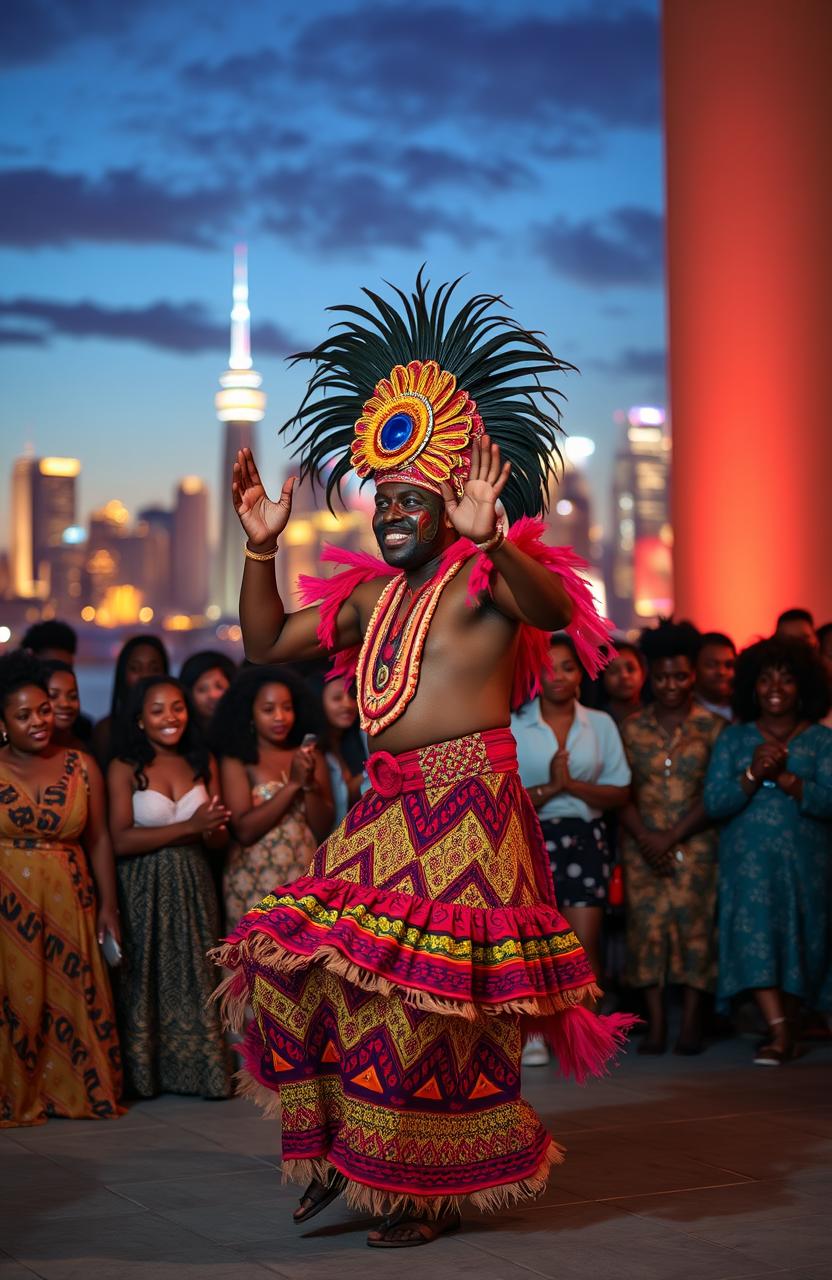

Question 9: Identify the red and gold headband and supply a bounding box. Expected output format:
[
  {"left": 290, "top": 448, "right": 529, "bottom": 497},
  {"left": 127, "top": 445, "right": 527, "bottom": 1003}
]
[{"left": 350, "top": 359, "right": 484, "bottom": 498}]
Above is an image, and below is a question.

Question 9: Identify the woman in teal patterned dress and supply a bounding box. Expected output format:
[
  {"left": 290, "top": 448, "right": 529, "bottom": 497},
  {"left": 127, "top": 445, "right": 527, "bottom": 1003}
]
[{"left": 704, "top": 638, "right": 832, "bottom": 1066}]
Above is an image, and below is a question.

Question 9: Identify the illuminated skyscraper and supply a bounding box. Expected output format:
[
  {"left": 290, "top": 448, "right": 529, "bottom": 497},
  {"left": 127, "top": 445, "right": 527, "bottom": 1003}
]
[
  {"left": 215, "top": 245, "right": 266, "bottom": 616},
  {"left": 544, "top": 436, "right": 607, "bottom": 620},
  {"left": 608, "top": 407, "right": 673, "bottom": 629},
  {"left": 86, "top": 500, "right": 130, "bottom": 606},
  {"left": 546, "top": 438, "right": 597, "bottom": 563},
  {"left": 11, "top": 456, "right": 37, "bottom": 597},
  {"left": 137, "top": 506, "right": 174, "bottom": 609},
  {"left": 172, "top": 477, "right": 210, "bottom": 614},
  {"left": 275, "top": 469, "right": 370, "bottom": 608},
  {"left": 10, "top": 454, "right": 80, "bottom": 598}
]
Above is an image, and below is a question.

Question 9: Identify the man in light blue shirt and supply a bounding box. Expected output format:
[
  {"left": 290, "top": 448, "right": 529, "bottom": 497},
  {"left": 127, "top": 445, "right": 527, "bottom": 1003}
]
[
  {"left": 511, "top": 635, "right": 631, "bottom": 1064},
  {"left": 513, "top": 698, "right": 631, "bottom": 825}
]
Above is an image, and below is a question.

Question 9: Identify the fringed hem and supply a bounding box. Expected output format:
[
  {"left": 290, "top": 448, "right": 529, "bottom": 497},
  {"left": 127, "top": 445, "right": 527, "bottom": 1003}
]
[
  {"left": 232, "top": 1067, "right": 282, "bottom": 1119},
  {"left": 210, "top": 932, "right": 601, "bottom": 1026},
  {"left": 281, "top": 1140, "right": 564, "bottom": 1219}
]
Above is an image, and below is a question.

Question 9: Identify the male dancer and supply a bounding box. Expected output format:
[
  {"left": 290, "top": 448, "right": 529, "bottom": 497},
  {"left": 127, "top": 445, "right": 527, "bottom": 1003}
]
[{"left": 215, "top": 275, "right": 633, "bottom": 1247}]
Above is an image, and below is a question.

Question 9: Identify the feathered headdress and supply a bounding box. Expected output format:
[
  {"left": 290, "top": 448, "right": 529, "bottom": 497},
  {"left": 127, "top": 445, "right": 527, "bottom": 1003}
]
[{"left": 282, "top": 270, "right": 576, "bottom": 524}]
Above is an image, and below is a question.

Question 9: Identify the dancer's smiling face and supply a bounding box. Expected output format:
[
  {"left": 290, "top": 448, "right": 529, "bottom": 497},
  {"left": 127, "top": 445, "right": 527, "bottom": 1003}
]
[{"left": 372, "top": 483, "right": 454, "bottom": 570}]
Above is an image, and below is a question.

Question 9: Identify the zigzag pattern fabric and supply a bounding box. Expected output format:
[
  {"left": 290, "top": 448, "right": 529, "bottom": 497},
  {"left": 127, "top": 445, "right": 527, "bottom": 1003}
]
[{"left": 215, "top": 730, "right": 629, "bottom": 1216}]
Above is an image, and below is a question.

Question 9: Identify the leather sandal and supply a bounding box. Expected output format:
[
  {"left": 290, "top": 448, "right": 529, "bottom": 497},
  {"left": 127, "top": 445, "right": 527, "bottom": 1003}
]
[
  {"left": 753, "top": 1017, "right": 796, "bottom": 1066},
  {"left": 366, "top": 1207, "right": 462, "bottom": 1248},
  {"left": 293, "top": 1169, "right": 348, "bottom": 1223}
]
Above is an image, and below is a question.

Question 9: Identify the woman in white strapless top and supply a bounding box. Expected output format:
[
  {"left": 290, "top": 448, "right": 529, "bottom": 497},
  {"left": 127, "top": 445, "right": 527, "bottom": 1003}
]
[
  {"left": 107, "top": 675, "right": 232, "bottom": 1100},
  {"left": 132, "top": 782, "right": 208, "bottom": 826}
]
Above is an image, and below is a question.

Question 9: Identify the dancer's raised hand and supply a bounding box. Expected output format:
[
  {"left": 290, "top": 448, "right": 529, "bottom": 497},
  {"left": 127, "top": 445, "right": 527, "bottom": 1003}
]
[
  {"left": 232, "top": 447, "right": 295, "bottom": 548},
  {"left": 441, "top": 435, "right": 510, "bottom": 543}
]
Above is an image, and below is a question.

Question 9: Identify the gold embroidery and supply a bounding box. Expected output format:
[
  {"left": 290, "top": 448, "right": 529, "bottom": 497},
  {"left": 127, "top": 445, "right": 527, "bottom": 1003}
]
[{"left": 357, "top": 556, "right": 466, "bottom": 734}]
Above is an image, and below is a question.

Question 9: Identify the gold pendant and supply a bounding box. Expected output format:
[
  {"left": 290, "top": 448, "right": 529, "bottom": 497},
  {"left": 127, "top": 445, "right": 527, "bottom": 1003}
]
[{"left": 376, "top": 663, "right": 390, "bottom": 688}]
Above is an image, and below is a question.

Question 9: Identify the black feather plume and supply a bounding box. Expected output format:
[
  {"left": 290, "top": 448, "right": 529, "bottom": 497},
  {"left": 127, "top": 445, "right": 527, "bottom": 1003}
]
[{"left": 281, "top": 268, "right": 576, "bottom": 524}]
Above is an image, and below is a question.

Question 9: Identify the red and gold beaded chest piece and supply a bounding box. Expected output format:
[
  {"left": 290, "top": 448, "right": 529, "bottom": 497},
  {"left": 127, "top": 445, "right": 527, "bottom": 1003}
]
[{"left": 356, "top": 555, "right": 466, "bottom": 736}]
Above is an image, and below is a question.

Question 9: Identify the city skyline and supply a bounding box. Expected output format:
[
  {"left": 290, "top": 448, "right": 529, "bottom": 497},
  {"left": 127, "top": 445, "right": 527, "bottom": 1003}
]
[
  {"left": 1, "top": 0, "right": 664, "bottom": 550},
  {"left": 2, "top": 392, "right": 670, "bottom": 633}
]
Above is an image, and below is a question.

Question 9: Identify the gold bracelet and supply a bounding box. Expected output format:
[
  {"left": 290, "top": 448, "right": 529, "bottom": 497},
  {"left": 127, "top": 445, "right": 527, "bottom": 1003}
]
[
  {"left": 244, "top": 543, "right": 278, "bottom": 561},
  {"left": 473, "top": 521, "right": 506, "bottom": 553}
]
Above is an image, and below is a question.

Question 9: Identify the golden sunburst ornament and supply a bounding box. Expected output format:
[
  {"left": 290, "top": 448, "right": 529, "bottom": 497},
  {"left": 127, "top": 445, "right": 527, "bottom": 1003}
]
[{"left": 350, "top": 359, "right": 482, "bottom": 493}]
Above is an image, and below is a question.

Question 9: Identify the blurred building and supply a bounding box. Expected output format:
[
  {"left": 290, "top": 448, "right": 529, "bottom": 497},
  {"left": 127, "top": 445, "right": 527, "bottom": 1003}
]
[
  {"left": 10, "top": 456, "right": 37, "bottom": 597},
  {"left": 42, "top": 526, "right": 87, "bottom": 616},
  {"left": 608, "top": 407, "right": 673, "bottom": 630},
  {"left": 137, "top": 505, "right": 174, "bottom": 609},
  {"left": 172, "top": 477, "right": 210, "bottom": 614},
  {"left": 215, "top": 245, "right": 265, "bottom": 617},
  {"left": 10, "top": 454, "right": 80, "bottom": 598},
  {"left": 276, "top": 470, "right": 373, "bottom": 607},
  {"left": 86, "top": 500, "right": 130, "bottom": 606},
  {"left": 545, "top": 436, "right": 607, "bottom": 621}
]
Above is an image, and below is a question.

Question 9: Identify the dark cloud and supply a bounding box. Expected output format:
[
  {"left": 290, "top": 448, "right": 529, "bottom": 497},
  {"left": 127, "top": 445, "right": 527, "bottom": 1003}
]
[
  {"left": 333, "top": 139, "right": 533, "bottom": 195},
  {"left": 386, "top": 145, "right": 531, "bottom": 192},
  {"left": 180, "top": 125, "right": 308, "bottom": 160},
  {"left": 536, "top": 206, "right": 664, "bottom": 287},
  {"left": 613, "top": 346, "right": 666, "bottom": 378},
  {"left": 0, "top": 297, "right": 299, "bottom": 356},
  {"left": 181, "top": 49, "right": 284, "bottom": 91},
  {"left": 0, "top": 0, "right": 157, "bottom": 68},
  {"left": 0, "top": 167, "right": 237, "bottom": 248},
  {"left": 293, "top": 6, "right": 659, "bottom": 129},
  {"left": 0, "top": 325, "right": 46, "bottom": 346},
  {"left": 537, "top": 135, "right": 600, "bottom": 161},
  {"left": 260, "top": 164, "right": 492, "bottom": 251},
  {"left": 593, "top": 346, "right": 667, "bottom": 382}
]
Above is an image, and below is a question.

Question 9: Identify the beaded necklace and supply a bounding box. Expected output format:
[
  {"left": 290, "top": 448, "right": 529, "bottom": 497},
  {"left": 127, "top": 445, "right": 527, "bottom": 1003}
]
[{"left": 356, "top": 555, "right": 466, "bottom": 735}]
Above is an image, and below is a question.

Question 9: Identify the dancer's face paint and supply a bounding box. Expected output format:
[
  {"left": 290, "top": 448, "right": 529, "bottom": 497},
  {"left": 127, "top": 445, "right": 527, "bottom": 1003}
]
[{"left": 373, "top": 484, "right": 449, "bottom": 569}]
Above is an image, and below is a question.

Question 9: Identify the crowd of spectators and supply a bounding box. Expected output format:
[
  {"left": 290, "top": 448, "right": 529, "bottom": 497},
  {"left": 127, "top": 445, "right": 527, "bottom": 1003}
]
[
  {"left": 1, "top": 605, "right": 830, "bottom": 1127},
  {"left": 513, "top": 607, "right": 832, "bottom": 1067}
]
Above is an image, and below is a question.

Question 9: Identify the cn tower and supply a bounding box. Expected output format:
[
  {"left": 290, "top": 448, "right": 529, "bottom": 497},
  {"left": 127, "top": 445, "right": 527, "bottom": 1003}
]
[{"left": 215, "top": 244, "right": 266, "bottom": 617}]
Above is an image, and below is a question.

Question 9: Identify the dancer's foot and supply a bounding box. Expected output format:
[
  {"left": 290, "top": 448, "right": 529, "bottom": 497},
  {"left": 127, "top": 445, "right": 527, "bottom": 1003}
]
[
  {"left": 366, "top": 1208, "right": 462, "bottom": 1248},
  {"left": 521, "top": 1037, "right": 550, "bottom": 1067},
  {"left": 293, "top": 1169, "right": 347, "bottom": 1223}
]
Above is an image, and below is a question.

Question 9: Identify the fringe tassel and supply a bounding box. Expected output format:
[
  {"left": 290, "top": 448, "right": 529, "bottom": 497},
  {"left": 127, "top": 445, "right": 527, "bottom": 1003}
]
[
  {"left": 232, "top": 1068, "right": 283, "bottom": 1119},
  {"left": 280, "top": 1140, "right": 564, "bottom": 1220},
  {"left": 282, "top": 1156, "right": 332, "bottom": 1192},
  {"left": 211, "top": 934, "right": 604, "bottom": 1027},
  {"left": 211, "top": 968, "right": 249, "bottom": 1033},
  {"left": 535, "top": 1005, "right": 640, "bottom": 1085}
]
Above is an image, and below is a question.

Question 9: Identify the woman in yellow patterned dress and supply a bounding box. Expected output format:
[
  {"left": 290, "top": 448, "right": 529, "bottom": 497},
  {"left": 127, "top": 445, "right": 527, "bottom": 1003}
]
[
  {"left": 214, "top": 666, "right": 333, "bottom": 930},
  {"left": 620, "top": 621, "right": 724, "bottom": 1055},
  {"left": 0, "top": 653, "right": 122, "bottom": 1127}
]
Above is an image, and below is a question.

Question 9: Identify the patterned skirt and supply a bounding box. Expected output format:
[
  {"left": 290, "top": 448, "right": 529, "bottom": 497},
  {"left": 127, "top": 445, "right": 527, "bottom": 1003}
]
[
  {"left": 116, "top": 845, "right": 231, "bottom": 1099},
  {"left": 539, "top": 816, "right": 612, "bottom": 908},
  {"left": 215, "top": 730, "right": 633, "bottom": 1216},
  {"left": 0, "top": 840, "right": 123, "bottom": 1128}
]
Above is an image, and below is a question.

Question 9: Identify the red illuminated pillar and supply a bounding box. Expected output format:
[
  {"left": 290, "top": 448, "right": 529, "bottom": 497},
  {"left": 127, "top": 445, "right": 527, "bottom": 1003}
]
[{"left": 663, "top": 0, "right": 832, "bottom": 646}]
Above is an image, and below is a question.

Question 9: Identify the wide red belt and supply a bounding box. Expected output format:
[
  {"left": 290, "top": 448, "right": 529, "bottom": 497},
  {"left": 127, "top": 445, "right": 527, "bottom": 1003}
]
[{"left": 365, "top": 727, "right": 517, "bottom": 799}]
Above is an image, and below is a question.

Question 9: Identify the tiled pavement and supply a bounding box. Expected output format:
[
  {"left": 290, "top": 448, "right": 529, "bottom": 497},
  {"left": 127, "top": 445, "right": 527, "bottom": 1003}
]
[{"left": 2, "top": 1036, "right": 831, "bottom": 1280}]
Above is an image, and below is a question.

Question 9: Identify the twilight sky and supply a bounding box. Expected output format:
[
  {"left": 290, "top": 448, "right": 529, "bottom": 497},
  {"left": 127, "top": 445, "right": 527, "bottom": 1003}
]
[{"left": 0, "top": 0, "right": 665, "bottom": 546}]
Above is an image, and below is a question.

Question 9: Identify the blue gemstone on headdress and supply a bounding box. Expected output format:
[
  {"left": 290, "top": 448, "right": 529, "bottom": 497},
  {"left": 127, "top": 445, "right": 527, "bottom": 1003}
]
[{"left": 380, "top": 412, "right": 415, "bottom": 452}]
